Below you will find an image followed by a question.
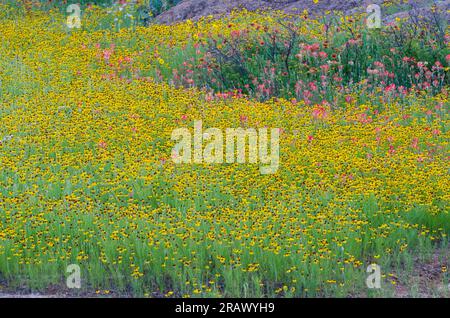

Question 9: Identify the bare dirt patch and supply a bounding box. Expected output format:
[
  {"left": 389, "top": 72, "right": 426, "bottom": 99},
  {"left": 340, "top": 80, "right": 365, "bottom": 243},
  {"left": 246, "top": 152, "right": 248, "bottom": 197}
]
[
  {"left": 392, "top": 248, "right": 449, "bottom": 298},
  {"left": 154, "top": 0, "right": 449, "bottom": 25},
  {"left": 155, "top": 0, "right": 365, "bottom": 24}
]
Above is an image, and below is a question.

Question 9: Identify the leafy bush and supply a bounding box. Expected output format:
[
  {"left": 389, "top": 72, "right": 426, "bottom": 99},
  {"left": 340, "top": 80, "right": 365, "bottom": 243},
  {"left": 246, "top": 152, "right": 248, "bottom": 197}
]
[
  {"left": 166, "top": 10, "right": 449, "bottom": 102},
  {"left": 11, "top": 0, "right": 181, "bottom": 20},
  {"left": 147, "top": 0, "right": 181, "bottom": 17}
]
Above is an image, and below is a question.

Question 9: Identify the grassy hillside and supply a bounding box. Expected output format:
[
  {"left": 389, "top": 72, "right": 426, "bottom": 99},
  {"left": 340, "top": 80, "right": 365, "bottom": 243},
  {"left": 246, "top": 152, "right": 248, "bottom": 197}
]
[{"left": 0, "top": 2, "right": 448, "bottom": 297}]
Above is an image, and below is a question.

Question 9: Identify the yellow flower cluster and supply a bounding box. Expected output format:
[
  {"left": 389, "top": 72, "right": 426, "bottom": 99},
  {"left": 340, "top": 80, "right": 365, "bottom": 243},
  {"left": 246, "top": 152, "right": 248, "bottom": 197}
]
[{"left": 0, "top": 4, "right": 448, "bottom": 297}]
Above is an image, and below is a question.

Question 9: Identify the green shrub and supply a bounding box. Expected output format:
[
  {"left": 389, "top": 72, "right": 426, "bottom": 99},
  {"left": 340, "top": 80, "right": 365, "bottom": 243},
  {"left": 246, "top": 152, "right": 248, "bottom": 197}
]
[{"left": 165, "top": 11, "right": 449, "bottom": 102}]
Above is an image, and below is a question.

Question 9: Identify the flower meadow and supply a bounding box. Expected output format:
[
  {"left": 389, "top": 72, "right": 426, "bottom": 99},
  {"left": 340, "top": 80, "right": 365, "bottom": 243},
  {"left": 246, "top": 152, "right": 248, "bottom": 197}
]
[{"left": 0, "top": 2, "right": 449, "bottom": 297}]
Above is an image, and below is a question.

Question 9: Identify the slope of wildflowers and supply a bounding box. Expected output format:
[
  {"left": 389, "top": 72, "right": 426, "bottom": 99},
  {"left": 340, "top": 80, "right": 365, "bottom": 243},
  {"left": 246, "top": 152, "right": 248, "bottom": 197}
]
[{"left": 0, "top": 3, "right": 448, "bottom": 297}]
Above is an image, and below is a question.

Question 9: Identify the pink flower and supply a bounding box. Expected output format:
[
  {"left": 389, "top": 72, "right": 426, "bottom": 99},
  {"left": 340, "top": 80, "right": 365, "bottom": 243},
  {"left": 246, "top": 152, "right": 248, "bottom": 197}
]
[
  {"left": 306, "top": 43, "right": 320, "bottom": 52},
  {"left": 230, "top": 30, "right": 241, "bottom": 38},
  {"left": 309, "top": 82, "right": 318, "bottom": 92},
  {"left": 318, "top": 51, "right": 328, "bottom": 59},
  {"left": 411, "top": 137, "right": 419, "bottom": 149},
  {"left": 312, "top": 104, "right": 328, "bottom": 120},
  {"left": 388, "top": 144, "right": 396, "bottom": 155},
  {"left": 384, "top": 83, "right": 396, "bottom": 93},
  {"left": 98, "top": 140, "right": 107, "bottom": 149},
  {"left": 357, "top": 113, "right": 372, "bottom": 124},
  {"left": 303, "top": 90, "right": 313, "bottom": 99},
  {"left": 240, "top": 115, "right": 248, "bottom": 122},
  {"left": 374, "top": 61, "right": 385, "bottom": 69},
  {"left": 432, "top": 129, "right": 441, "bottom": 136},
  {"left": 398, "top": 86, "right": 407, "bottom": 95},
  {"left": 102, "top": 49, "right": 113, "bottom": 62},
  {"left": 320, "top": 64, "right": 330, "bottom": 72},
  {"left": 402, "top": 56, "right": 412, "bottom": 63}
]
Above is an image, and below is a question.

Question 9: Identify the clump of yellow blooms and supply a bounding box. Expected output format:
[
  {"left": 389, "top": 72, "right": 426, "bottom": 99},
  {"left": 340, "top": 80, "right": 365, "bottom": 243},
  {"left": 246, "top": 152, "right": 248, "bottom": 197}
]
[{"left": 0, "top": 3, "right": 448, "bottom": 297}]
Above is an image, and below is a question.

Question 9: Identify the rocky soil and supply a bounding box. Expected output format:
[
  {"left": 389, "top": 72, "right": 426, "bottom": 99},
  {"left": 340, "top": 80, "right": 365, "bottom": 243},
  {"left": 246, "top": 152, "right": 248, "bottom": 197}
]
[{"left": 155, "top": 0, "right": 449, "bottom": 24}]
